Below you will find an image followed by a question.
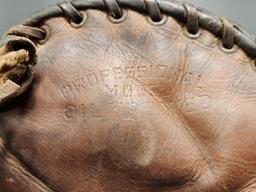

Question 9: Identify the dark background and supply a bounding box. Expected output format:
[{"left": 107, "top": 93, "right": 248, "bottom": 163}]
[{"left": 0, "top": 0, "right": 255, "bottom": 35}]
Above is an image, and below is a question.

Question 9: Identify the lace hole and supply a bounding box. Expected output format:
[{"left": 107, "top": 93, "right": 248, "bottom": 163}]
[
  {"left": 38, "top": 25, "right": 51, "bottom": 44},
  {"left": 218, "top": 41, "right": 238, "bottom": 54},
  {"left": 108, "top": 10, "right": 127, "bottom": 24},
  {"left": 147, "top": 15, "right": 168, "bottom": 26},
  {"left": 70, "top": 13, "right": 87, "bottom": 28},
  {"left": 183, "top": 27, "right": 202, "bottom": 39}
]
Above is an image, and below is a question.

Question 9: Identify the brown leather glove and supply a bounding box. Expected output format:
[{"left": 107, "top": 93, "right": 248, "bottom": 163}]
[{"left": 1, "top": 0, "right": 256, "bottom": 191}]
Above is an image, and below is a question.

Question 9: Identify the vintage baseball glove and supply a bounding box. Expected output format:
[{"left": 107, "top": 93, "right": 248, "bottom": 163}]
[{"left": 1, "top": 0, "right": 256, "bottom": 191}]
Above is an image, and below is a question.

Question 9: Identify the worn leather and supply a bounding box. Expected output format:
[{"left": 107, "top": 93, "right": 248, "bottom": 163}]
[{"left": 1, "top": 8, "right": 256, "bottom": 192}]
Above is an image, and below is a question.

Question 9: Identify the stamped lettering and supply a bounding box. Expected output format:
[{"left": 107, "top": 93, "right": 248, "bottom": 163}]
[
  {"left": 124, "top": 66, "right": 135, "bottom": 79},
  {"left": 99, "top": 69, "right": 110, "bottom": 82},
  {"left": 136, "top": 65, "right": 147, "bottom": 79},
  {"left": 58, "top": 64, "right": 192, "bottom": 101},
  {"left": 104, "top": 84, "right": 119, "bottom": 97},
  {"left": 60, "top": 84, "right": 74, "bottom": 100},
  {"left": 87, "top": 72, "right": 99, "bottom": 86},
  {"left": 113, "top": 67, "right": 123, "bottom": 79},
  {"left": 64, "top": 105, "right": 76, "bottom": 119}
]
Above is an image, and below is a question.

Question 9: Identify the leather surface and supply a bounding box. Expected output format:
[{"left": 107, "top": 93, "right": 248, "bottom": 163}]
[{"left": 1, "top": 9, "right": 256, "bottom": 192}]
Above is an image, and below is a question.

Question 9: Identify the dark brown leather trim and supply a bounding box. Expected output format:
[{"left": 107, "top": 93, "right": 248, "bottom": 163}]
[
  {"left": 58, "top": 1, "right": 84, "bottom": 24},
  {"left": 220, "top": 18, "right": 235, "bottom": 49},
  {"left": 183, "top": 3, "right": 199, "bottom": 35},
  {"left": 16, "top": 0, "right": 256, "bottom": 57},
  {"left": 6, "top": 25, "right": 46, "bottom": 40},
  {"left": 103, "top": 0, "right": 123, "bottom": 19},
  {"left": 144, "top": 0, "right": 162, "bottom": 22}
]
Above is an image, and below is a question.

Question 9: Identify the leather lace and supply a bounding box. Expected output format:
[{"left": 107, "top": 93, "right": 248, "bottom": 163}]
[{"left": 5, "top": 0, "right": 256, "bottom": 57}]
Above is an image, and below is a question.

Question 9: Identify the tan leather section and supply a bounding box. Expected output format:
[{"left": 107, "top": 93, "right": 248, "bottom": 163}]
[
  {"left": 0, "top": 9, "right": 256, "bottom": 191},
  {"left": 0, "top": 80, "right": 20, "bottom": 101},
  {"left": 0, "top": 49, "right": 29, "bottom": 100}
]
